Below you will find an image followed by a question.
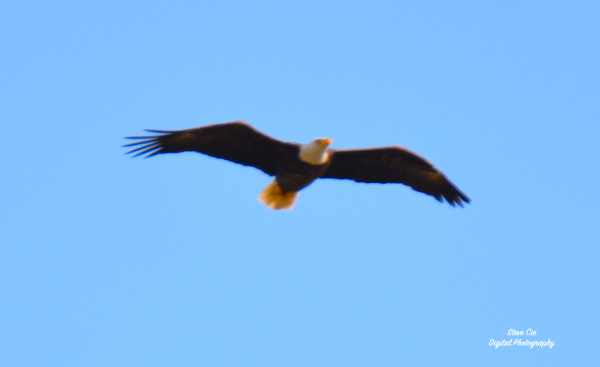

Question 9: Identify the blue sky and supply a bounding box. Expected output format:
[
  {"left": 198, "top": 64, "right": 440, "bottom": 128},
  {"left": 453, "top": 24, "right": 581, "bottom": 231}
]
[{"left": 2, "top": 1, "right": 599, "bottom": 366}]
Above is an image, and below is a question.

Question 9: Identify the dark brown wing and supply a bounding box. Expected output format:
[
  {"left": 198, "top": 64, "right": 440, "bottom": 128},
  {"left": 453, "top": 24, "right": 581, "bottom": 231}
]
[
  {"left": 321, "top": 147, "right": 470, "bottom": 206},
  {"left": 123, "top": 121, "right": 299, "bottom": 176}
]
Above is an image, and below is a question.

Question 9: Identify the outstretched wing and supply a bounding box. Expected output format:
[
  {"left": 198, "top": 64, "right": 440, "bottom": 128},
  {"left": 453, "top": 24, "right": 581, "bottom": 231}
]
[
  {"left": 322, "top": 147, "right": 470, "bottom": 206},
  {"left": 123, "top": 121, "right": 299, "bottom": 176}
]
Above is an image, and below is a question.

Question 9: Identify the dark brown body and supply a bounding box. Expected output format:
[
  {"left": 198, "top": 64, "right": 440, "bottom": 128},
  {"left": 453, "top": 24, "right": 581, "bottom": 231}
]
[{"left": 276, "top": 158, "right": 330, "bottom": 193}]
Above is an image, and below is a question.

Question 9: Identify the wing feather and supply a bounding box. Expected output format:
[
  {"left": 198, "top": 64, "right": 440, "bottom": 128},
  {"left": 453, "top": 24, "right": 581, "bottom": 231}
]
[
  {"left": 322, "top": 147, "right": 470, "bottom": 206},
  {"left": 123, "top": 121, "right": 299, "bottom": 176}
]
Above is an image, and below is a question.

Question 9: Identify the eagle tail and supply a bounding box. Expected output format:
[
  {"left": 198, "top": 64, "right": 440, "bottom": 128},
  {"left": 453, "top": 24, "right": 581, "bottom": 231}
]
[{"left": 258, "top": 181, "right": 298, "bottom": 210}]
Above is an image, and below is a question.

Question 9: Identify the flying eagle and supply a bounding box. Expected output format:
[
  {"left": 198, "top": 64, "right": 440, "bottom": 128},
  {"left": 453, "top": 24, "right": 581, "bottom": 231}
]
[{"left": 124, "top": 121, "right": 470, "bottom": 210}]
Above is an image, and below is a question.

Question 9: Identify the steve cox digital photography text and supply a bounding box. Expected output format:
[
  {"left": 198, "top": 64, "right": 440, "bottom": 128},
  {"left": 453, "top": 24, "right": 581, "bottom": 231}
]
[{"left": 489, "top": 329, "right": 555, "bottom": 349}]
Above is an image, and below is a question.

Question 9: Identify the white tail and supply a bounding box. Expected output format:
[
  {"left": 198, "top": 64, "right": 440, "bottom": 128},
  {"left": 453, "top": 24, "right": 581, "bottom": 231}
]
[{"left": 258, "top": 181, "right": 298, "bottom": 210}]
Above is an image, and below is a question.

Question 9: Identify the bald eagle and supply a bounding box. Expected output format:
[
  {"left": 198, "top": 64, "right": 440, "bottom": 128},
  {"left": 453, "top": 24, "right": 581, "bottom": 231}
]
[{"left": 124, "top": 121, "right": 470, "bottom": 210}]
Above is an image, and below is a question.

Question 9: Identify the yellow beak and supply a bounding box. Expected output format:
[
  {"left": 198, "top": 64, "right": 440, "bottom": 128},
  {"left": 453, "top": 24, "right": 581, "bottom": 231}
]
[{"left": 319, "top": 138, "right": 333, "bottom": 147}]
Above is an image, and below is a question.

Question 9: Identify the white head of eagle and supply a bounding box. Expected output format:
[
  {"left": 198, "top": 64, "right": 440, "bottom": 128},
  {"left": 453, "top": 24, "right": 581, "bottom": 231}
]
[{"left": 299, "top": 137, "right": 332, "bottom": 165}]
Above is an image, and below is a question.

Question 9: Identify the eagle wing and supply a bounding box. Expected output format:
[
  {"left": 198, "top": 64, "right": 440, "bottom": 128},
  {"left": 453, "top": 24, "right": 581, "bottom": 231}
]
[
  {"left": 321, "top": 147, "right": 470, "bottom": 206},
  {"left": 123, "top": 121, "right": 299, "bottom": 176}
]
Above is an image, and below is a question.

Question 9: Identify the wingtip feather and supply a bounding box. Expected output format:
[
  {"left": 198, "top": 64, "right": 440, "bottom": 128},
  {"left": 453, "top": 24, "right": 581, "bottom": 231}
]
[{"left": 144, "top": 129, "right": 175, "bottom": 133}]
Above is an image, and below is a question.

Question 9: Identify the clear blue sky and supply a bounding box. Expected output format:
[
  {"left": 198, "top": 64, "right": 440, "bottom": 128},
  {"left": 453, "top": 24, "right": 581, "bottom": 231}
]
[{"left": 2, "top": 1, "right": 599, "bottom": 366}]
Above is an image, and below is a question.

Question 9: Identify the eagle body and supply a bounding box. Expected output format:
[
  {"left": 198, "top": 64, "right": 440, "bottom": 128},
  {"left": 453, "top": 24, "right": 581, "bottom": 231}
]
[
  {"left": 275, "top": 155, "right": 329, "bottom": 193},
  {"left": 259, "top": 159, "right": 329, "bottom": 210},
  {"left": 124, "top": 121, "right": 470, "bottom": 210}
]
